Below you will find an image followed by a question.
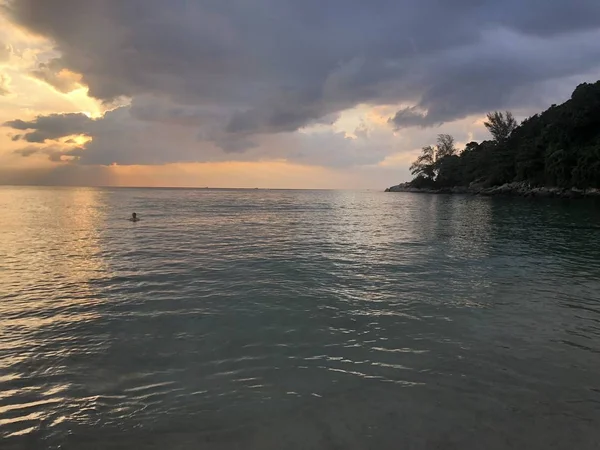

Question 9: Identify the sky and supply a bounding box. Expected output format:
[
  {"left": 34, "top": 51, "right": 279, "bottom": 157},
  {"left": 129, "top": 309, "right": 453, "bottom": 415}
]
[{"left": 1, "top": 1, "right": 600, "bottom": 189}]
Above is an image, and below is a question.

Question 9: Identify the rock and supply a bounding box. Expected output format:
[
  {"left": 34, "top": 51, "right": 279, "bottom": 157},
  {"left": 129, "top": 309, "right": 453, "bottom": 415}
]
[
  {"left": 529, "top": 186, "right": 565, "bottom": 198},
  {"left": 530, "top": 187, "right": 547, "bottom": 197},
  {"left": 385, "top": 182, "right": 599, "bottom": 199},
  {"left": 563, "top": 188, "right": 583, "bottom": 199},
  {"left": 585, "top": 188, "right": 600, "bottom": 197},
  {"left": 477, "top": 182, "right": 528, "bottom": 196},
  {"left": 385, "top": 183, "right": 423, "bottom": 193},
  {"left": 493, "top": 183, "right": 512, "bottom": 195},
  {"left": 571, "top": 188, "right": 584, "bottom": 198},
  {"left": 468, "top": 181, "right": 485, "bottom": 192},
  {"left": 385, "top": 184, "right": 406, "bottom": 192}
]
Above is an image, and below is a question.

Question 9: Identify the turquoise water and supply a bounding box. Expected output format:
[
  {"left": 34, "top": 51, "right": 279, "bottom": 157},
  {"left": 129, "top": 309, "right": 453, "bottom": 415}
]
[{"left": 1, "top": 186, "right": 600, "bottom": 449}]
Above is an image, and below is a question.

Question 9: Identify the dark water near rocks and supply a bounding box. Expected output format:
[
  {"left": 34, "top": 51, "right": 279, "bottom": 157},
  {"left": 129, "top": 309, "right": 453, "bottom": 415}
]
[{"left": 1, "top": 186, "right": 600, "bottom": 449}]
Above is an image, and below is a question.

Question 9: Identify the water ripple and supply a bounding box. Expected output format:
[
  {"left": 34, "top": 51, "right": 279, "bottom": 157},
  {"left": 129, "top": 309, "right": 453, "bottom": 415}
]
[{"left": 1, "top": 187, "right": 600, "bottom": 448}]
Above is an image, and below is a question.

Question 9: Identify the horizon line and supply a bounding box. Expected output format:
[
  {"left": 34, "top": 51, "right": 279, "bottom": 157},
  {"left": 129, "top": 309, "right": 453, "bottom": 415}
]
[{"left": 0, "top": 183, "right": 385, "bottom": 191}]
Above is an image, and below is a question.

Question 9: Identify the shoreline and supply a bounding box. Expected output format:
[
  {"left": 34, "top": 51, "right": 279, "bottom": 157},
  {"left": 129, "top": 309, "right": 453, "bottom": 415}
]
[{"left": 385, "top": 182, "right": 600, "bottom": 199}]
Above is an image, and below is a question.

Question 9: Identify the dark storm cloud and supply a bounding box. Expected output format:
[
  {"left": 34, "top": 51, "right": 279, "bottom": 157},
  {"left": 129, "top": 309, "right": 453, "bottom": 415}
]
[
  {"left": 4, "top": 113, "right": 92, "bottom": 142},
  {"left": 3, "top": 0, "right": 600, "bottom": 162},
  {"left": 390, "top": 27, "right": 600, "bottom": 128}
]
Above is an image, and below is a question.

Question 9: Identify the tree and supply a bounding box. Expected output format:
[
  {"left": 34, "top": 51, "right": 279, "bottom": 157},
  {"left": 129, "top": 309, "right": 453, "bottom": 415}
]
[
  {"left": 436, "top": 155, "right": 463, "bottom": 187},
  {"left": 545, "top": 146, "right": 570, "bottom": 187},
  {"left": 410, "top": 145, "right": 436, "bottom": 180},
  {"left": 436, "top": 134, "right": 456, "bottom": 158},
  {"left": 572, "top": 145, "right": 600, "bottom": 188},
  {"left": 409, "top": 135, "right": 459, "bottom": 187},
  {"left": 484, "top": 111, "right": 517, "bottom": 142}
]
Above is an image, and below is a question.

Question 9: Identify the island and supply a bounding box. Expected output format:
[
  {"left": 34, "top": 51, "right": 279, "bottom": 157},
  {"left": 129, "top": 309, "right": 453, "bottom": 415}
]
[{"left": 386, "top": 80, "right": 600, "bottom": 198}]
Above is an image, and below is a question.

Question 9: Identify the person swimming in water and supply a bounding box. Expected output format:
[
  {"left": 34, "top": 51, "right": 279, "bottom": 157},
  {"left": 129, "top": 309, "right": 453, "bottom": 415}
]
[{"left": 129, "top": 212, "right": 140, "bottom": 222}]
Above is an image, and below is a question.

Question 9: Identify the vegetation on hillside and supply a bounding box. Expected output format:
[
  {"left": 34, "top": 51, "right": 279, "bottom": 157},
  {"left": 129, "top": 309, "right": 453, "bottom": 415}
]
[{"left": 407, "top": 80, "right": 600, "bottom": 190}]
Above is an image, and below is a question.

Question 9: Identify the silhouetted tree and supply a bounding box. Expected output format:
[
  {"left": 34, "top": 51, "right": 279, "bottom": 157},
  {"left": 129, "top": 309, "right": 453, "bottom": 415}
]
[
  {"left": 484, "top": 111, "right": 518, "bottom": 142},
  {"left": 410, "top": 145, "right": 436, "bottom": 181},
  {"left": 435, "top": 134, "right": 457, "bottom": 158},
  {"left": 409, "top": 135, "right": 460, "bottom": 187}
]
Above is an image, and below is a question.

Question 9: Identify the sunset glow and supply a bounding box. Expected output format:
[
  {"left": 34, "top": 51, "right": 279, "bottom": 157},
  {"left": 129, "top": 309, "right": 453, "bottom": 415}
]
[{"left": 1, "top": 1, "right": 599, "bottom": 188}]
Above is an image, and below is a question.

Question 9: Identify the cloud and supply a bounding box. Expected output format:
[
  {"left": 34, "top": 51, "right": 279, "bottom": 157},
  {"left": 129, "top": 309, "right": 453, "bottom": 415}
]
[
  {"left": 0, "top": 43, "right": 10, "bottom": 63},
  {"left": 6, "top": 105, "right": 232, "bottom": 165},
  {"left": 2, "top": 0, "right": 600, "bottom": 169},
  {"left": 390, "top": 27, "right": 600, "bottom": 128},
  {"left": 13, "top": 144, "right": 82, "bottom": 161},
  {"left": 5, "top": 103, "right": 400, "bottom": 167},
  {"left": 29, "top": 57, "right": 82, "bottom": 93},
  {"left": 0, "top": 73, "right": 9, "bottom": 95},
  {"left": 4, "top": 112, "right": 92, "bottom": 142}
]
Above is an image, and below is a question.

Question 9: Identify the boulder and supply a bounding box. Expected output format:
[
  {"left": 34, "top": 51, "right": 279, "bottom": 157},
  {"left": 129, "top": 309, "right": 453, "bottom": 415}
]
[{"left": 585, "top": 188, "right": 600, "bottom": 197}]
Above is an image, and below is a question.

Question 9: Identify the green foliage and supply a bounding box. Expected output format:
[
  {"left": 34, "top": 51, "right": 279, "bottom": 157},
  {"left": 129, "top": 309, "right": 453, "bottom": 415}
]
[{"left": 406, "top": 80, "right": 600, "bottom": 189}]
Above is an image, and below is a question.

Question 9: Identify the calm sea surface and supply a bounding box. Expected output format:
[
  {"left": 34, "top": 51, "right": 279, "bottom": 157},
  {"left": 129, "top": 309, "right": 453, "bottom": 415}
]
[{"left": 1, "top": 186, "right": 600, "bottom": 449}]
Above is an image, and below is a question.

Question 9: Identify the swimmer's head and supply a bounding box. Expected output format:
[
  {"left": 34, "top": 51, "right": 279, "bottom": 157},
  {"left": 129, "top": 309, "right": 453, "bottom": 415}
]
[{"left": 132, "top": 212, "right": 137, "bottom": 219}]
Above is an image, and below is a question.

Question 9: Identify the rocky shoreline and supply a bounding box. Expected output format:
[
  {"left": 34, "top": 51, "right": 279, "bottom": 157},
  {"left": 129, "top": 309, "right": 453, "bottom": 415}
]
[{"left": 385, "top": 181, "right": 600, "bottom": 199}]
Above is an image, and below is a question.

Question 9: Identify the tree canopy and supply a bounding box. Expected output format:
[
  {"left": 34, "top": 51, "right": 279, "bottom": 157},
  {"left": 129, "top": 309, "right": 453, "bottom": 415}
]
[
  {"left": 484, "top": 111, "right": 517, "bottom": 143},
  {"left": 406, "top": 80, "right": 600, "bottom": 190}
]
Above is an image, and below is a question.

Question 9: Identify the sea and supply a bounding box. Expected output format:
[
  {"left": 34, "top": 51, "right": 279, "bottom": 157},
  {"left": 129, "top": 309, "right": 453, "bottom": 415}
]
[{"left": 1, "top": 186, "right": 600, "bottom": 449}]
